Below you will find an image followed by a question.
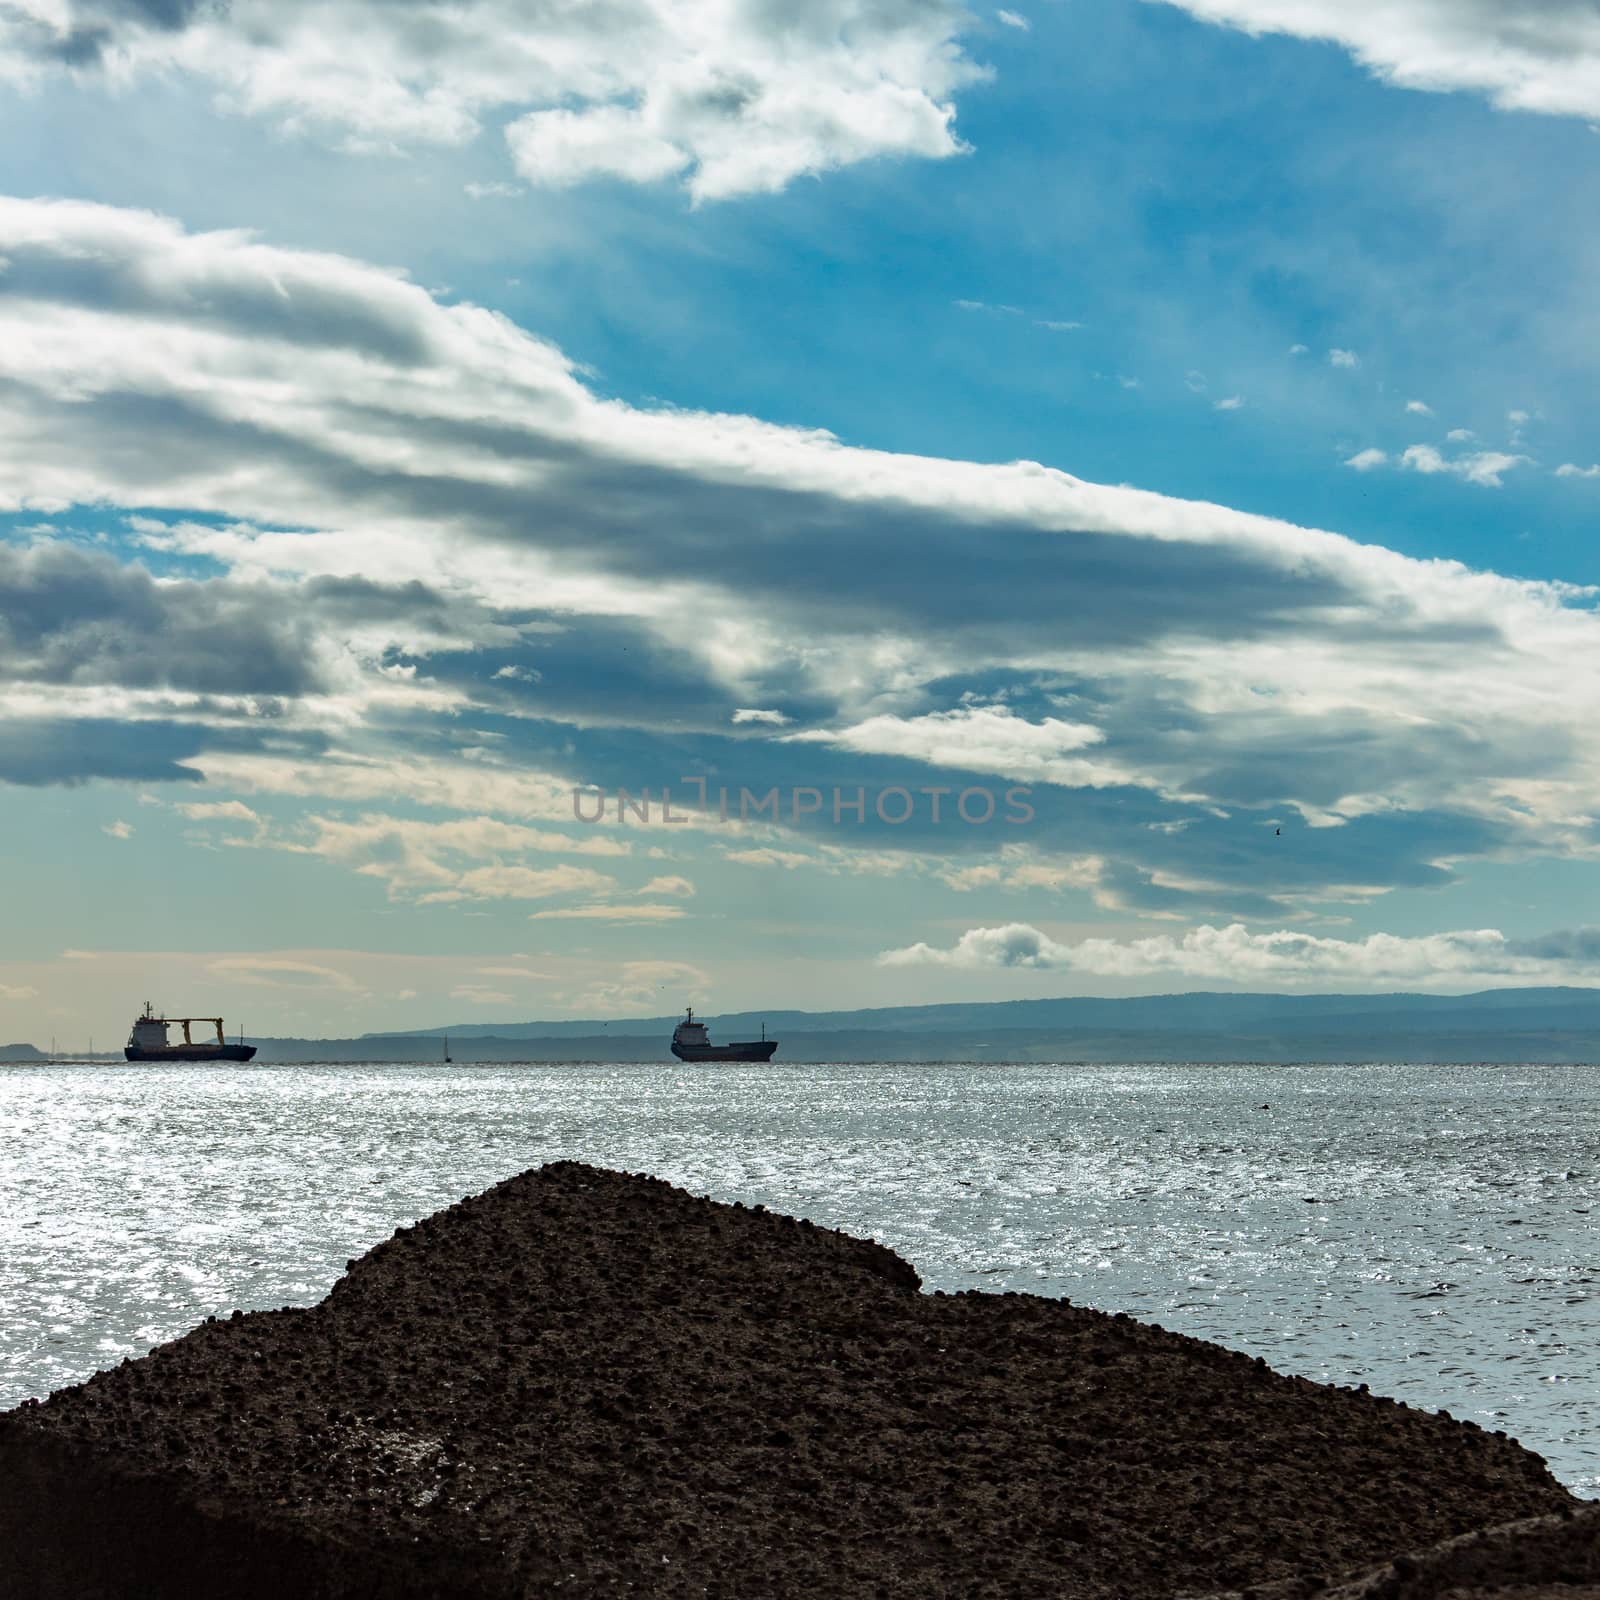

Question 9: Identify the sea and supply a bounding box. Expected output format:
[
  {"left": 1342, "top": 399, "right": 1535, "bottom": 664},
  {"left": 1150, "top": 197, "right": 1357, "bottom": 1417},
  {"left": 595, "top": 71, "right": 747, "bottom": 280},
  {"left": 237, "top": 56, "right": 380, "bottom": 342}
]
[{"left": 1, "top": 1059, "right": 1595, "bottom": 1497}]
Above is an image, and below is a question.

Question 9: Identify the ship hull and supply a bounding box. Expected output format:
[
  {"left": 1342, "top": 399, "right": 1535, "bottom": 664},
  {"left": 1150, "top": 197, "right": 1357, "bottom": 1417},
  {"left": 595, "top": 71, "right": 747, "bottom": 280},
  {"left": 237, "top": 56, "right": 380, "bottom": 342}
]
[
  {"left": 124, "top": 1045, "right": 258, "bottom": 1062},
  {"left": 671, "top": 1041, "right": 778, "bottom": 1062}
]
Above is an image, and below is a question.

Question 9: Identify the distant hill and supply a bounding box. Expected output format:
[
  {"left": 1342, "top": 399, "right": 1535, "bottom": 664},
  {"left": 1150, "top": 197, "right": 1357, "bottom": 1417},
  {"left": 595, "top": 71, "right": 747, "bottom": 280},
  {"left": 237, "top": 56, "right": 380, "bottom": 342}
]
[
  {"left": 219, "top": 987, "right": 1600, "bottom": 1063},
  {"left": 362, "top": 986, "right": 1600, "bottom": 1041},
  {"left": 0, "top": 1042, "right": 45, "bottom": 1061}
]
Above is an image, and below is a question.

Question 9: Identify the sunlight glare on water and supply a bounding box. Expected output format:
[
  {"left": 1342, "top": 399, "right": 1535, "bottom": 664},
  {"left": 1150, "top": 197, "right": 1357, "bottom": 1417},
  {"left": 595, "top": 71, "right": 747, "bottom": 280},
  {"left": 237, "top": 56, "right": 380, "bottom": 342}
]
[{"left": 1, "top": 1059, "right": 1595, "bottom": 1495}]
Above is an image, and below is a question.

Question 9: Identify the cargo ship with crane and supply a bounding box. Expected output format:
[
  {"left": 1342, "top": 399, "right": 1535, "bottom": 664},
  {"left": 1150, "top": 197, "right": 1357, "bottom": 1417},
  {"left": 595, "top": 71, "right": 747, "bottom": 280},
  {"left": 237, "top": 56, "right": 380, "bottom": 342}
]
[{"left": 124, "top": 1003, "right": 256, "bottom": 1062}]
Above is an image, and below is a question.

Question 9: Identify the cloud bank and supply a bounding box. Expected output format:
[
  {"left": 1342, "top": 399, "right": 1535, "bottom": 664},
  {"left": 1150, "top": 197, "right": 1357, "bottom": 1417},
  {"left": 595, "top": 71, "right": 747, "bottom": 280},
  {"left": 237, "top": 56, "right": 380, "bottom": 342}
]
[
  {"left": 3, "top": 194, "right": 1600, "bottom": 924},
  {"left": 881, "top": 921, "right": 1600, "bottom": 986}
]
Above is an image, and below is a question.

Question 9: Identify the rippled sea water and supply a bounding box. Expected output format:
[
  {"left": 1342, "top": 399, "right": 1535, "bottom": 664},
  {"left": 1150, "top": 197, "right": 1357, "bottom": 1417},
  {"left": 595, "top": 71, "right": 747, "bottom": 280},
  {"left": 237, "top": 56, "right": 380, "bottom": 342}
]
[{"left": 1, "top": 1060, "right": 1595, "bottom": 1495}]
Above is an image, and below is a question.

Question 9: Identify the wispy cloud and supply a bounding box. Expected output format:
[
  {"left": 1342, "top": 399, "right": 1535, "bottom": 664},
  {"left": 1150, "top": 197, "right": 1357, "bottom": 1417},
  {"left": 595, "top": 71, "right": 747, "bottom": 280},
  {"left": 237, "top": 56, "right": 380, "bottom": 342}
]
[
  {"left": 1345, "top": 441, "right": 1532, "bottom": 490},
  {"left": 209, "top": 956, "right": 363, "bottom": 992},
  {"left": 527, "top": 904, "right": 687, "bottom": 922},
  {"left": 1400, "top": 443, "right": 1531, "bottom": 488},
  {"left": 724, "top": 848, "right": 814, "bottom": 869}
]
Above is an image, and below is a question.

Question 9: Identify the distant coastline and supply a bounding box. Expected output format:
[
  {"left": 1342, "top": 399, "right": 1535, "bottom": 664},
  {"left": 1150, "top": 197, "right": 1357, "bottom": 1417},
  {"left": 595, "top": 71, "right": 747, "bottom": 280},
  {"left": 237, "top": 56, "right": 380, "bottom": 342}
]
[
  {"left": 9, "top": 987, "right": 1589, "bottom": 1065},
  {"left": 233, "top": 983, "right": 1600, "bottom": 1064},
  {"left": 11, "top": 988, "right": 1597, "bottom": 1065}
]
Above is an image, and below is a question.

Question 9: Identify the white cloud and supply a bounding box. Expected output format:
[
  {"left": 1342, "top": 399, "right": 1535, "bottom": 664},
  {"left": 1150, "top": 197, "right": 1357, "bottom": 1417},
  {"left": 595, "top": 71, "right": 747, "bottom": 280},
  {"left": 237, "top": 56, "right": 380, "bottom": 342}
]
[
  {"left": 732, "top": 707, "right": 790, "bottom": 725},
  {"left": 882, "top": 922, "right": 1063, "bottom": 968},
  {"left": 996, "top": 9, "right": 1030, "bottom": 28},
  {"left": 790, "top": 704, "right": 1141, "bottom": 789},
  {"left": 507, "top": 106, "right": 692, "bottom": 190},
  {"left": 880, "top": 921, "right": 1600, "bottom": 987},
  {"left": 102, "top": 820, "right": 133, "bottom": 839},
  {"left": 1214, "top": 394, "right": 1244, "bottom": 411},
  {"left": 640, "top": 874, "right": 696, "bottom": 897},
  {"left": 0, "top": 0, "right": 988, "bottom": 202},
  {"left": 1329, "top": 348, "right": 1359, "bottom": 368},
  {"left": 464, "top": 182, "right": 523, "bottom": 200},
  {"left": 1152, "top": 0, "right": 1600, "bottom": 122},
  {"left": 1344, "top": 448, "right": 1388, "bottom": 472},
  {"left": 1405, "top": 400, "right": 1433, "bottom": 416},
  {"left": 1399, "top": 443, "right": 1531, "bottom": 488},
  {"left": 179, "top": 800, "right": 261, "bottom": 824},
  {"left": 0, "top": 983, "right": 39, "bottom": 1000},
  {"left": 1556, "top": 463, "right": 1600, "bottom": 479},
  {"left": 1447, "top": 427, "right": 1476, "bottom": 441},
  {"left": 1288, "top": 344, "right": 1308, "bottom": 356},
  {"left": 724, "top": 848, "right": 814, "bottom": 869},
  {"left": 1037, "top": 319, "right": 1082, "bottom": 332}
]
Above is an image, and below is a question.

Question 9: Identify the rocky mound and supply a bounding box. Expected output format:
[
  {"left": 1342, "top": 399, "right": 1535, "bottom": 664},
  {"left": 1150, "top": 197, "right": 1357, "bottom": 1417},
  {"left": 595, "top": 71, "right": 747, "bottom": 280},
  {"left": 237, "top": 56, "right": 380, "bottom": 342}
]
[{"left": 0, "top": 1162, "right": 1580, "bottom": 1599}]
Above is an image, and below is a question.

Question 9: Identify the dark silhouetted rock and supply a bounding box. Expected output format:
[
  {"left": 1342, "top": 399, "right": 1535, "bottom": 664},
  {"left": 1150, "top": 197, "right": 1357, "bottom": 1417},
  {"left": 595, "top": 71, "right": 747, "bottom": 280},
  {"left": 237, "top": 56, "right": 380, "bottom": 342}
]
[
  {"left": 1201, "top": 1502, "right": 1600, "bottom": 1599},
  {"left": 0, "top": 1163, "right": 1580, "bottom": 1598}
]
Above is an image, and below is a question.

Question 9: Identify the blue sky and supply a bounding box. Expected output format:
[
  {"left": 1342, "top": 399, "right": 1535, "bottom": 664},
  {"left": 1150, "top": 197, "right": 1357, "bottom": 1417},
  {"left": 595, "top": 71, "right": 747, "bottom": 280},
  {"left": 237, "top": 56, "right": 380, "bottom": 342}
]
[{"left": 2, "top": 0, "right": 1600, "bottom": 1042}]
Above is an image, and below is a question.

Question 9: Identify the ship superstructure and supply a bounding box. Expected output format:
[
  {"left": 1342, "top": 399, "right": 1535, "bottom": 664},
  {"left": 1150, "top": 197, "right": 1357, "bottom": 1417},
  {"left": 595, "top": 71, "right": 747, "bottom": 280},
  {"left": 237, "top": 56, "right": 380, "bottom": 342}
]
[{"left": 124, "top": 1003, "right": 257, "bottom": 1063}]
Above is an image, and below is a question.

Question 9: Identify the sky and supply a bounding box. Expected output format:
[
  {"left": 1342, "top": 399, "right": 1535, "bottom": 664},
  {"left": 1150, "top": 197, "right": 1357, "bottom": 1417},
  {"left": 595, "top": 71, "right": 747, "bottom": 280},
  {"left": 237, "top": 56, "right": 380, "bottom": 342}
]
[{"left": 2, "top": 0, "right": 1600, "bottom": 1044}]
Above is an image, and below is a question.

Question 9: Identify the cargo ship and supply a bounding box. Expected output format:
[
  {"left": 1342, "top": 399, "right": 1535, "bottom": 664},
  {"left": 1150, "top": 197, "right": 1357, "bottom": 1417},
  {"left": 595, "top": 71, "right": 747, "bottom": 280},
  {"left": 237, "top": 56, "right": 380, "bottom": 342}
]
[
  {"left": 670, "top": 1007, "right": 777, "bottom": 1062},
  {"left": 124, "top": 1002, "right": 256, "bottom": 1062}
]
